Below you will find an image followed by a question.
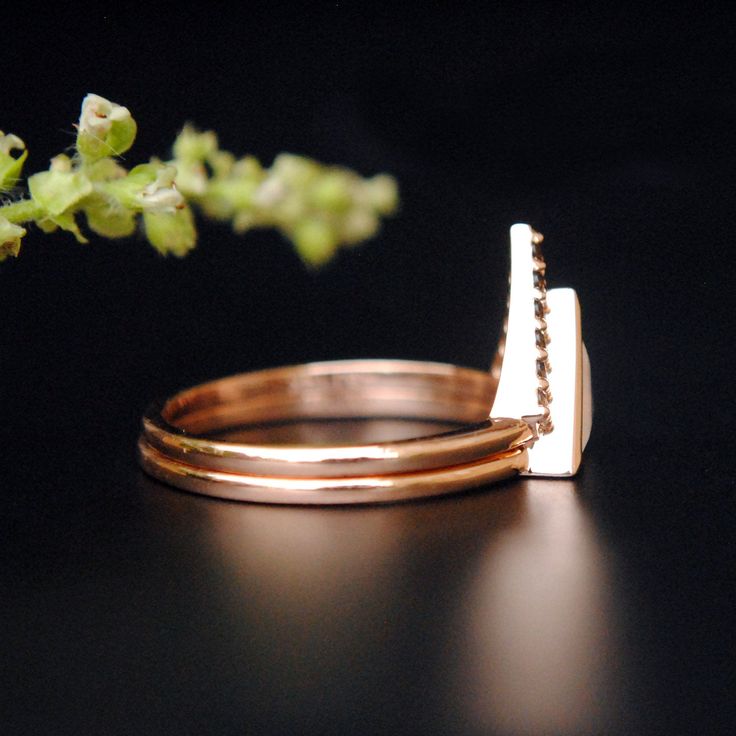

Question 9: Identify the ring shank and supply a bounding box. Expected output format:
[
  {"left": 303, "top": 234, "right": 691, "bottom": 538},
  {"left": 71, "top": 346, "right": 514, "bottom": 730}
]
[
  {"left": 139, "top": 360, "right": 533, "bottom": 503},
  {"left": 161, "top": 359, "right": 498, "bottom": 432},
  {"left": 138, "top": 441, "right": 529, "bottom": 505}
]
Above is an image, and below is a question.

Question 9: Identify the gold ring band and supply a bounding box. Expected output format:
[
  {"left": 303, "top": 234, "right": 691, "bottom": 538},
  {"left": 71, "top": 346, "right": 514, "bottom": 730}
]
[
  {"left": 141, "top": 359, "right": 533, "bottom": 478},
  {"left": 138, "top": 443, "right": 527, "bottom": 505},
  {"left": 138, "top": 360, "right": 533, "bottom": 504}
]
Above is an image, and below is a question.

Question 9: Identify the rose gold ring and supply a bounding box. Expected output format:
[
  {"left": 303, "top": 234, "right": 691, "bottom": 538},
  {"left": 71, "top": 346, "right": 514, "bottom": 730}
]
[
  {"left": 138, "top": 360, "right": 533, "bottom": 503},
  {"left": 138, "top": 224, "right": 592, "bottom": 504}
]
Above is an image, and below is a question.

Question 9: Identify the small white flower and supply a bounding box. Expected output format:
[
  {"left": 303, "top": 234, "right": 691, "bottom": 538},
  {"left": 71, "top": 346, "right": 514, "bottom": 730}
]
[
  {"left": 0, "top": 131, "right": 25, "bottom": 156},
  {"left": 172, "top": 125, "right": 218, "bottom": 162},
  {"left": 252, "top": 177, "right": 287, "bottom": 208},
  {"left": 174, "top": 162, "right": 208, "bottom": 197},
  {"left": 78, "top": 94, "right": 132, "bottom": 141},
  {"left": 49, "top": 154, "right": 72, "bottom": 173},
  {"left": 0, "top": 216, "right": 26, "bottom": 260},
  {"left": 139, "top": 165, "right": 185, "bottom": 212}
]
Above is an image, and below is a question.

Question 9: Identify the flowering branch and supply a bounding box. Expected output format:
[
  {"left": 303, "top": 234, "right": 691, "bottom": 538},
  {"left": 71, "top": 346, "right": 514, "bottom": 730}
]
[{"left": 0, "top": 94, "right": 399, "bottom": 266}]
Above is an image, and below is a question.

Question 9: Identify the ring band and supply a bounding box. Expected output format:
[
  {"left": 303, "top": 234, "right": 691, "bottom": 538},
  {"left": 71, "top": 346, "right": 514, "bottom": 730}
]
[
  {"left": 138, "top": 443, "right": 528, "bottom": 505},
  {"left": 138, "top": 224, "right": 592, "bottom": 504},
  {"left": 141, "top": 360, "right": 533, "bottom": 477},
  {"left": 138, "top": 371, "right": 531, "bottom": 505},
  {"left": 138, "top": 360, "right": 533, "bottom": 504}
]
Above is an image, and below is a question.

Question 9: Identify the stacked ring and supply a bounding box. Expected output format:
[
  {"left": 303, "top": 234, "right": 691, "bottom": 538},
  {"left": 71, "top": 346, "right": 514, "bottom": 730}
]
[
  {"left": 139, "top": 359, "right": 533, "bottom": 504},
  {"left": 138, "top": 224, "right": 592, "bottom": 504}
]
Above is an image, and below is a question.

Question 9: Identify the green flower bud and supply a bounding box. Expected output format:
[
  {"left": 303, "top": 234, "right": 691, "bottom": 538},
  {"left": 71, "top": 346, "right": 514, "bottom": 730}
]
[
  {"left": 143, "top": 204, "right": 197, "bottom": 257},
  {"left": 0, "top": 131, "right": 28, "bottom": 190},
  {"left": 36, "top": 218, "right": 58, "bottom": 234},
  {"left": 365, "top": 174, "right": 399, "bottom": 215},
  {"left": 26, "top": 161, "right": 92, "bottom": 243},
  {"left": 0, "top": 216, "right": 25, "bottom": 261},
  {"left": 340, "top": 208, "right": 379, "bottom": 245},
  {"left": 271, "top": 154, "right": 320, "bottom": 187},
  {"left": 270, "top": 190, "right": 306, "bottom": 225},
  {"left": 290, "top": 218, "right": 338, "bottom": 266},
  {"left": 83, "top": 196, "right": 136, "bottom": 239},
  {"left": 28, "top": 169, "right": 93, "bottom": 217},
  {"left": 202, "top": 175, "right": 265, "bottom": 222},
  {"left": 207, "top": 150, "right": 235, "bottom": 178},
  {"left": 308, "top": 171, "right": 353, "bottom": 213},
  {"left": 76, "top": 94, "right": 137, "bottom": 161},
  {"left": 172, "top": 125, "right": 218, "bottom": 162},
  {"left": 37, "top": 212, "right": 88, "bottom": 243},
  {"left": 229, "top": 177, "right": 262, "bottom": 211},
  {"left": 251, "top": 176, "right": 287, "bottom": 209},
  {"left": 200, "top": 183, "right": 236, "bottom": 220},
  {"left": 83, "top": 157, "right": 127, "bottom": 182},
  {"left": 231, "top": 156, "right": 263, "bottom": 179},
  {"left": 171, "top": 161, "right": 208, "bottom": 198},
  {"left": 49, "top": 154, "right": 72, "bottom": 173},
  {"left": 0, "top": 132, "right": 24, "bottom": 155}
]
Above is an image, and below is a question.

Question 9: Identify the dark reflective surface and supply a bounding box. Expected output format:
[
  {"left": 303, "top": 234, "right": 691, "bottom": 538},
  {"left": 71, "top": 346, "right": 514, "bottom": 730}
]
[
  {"left": 3, "top": 6, "right": 735, "bottom": 735},
  {"left": 191, "top": 478, "right": 627, "bottom": 735},
  {"left": 3, "top": 440, "right": 732, "bottom": 735},
  {"left": 9, "top": 470, "right": 630, "bottom": 734}
]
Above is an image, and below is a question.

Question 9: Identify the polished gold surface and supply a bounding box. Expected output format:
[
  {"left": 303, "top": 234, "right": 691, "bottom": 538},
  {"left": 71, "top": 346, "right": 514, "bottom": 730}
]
[
  {"left": 142, "top": 359, "right": 533, "bottom": 478},
  {"left": 138, "top": 437, "right": 528, "bottom": 504}
]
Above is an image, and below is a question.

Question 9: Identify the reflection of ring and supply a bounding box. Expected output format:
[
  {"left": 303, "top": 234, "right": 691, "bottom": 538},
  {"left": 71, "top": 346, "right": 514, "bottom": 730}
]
[{"left": 138, "top": 224, "right": 592, "bottom": 504}]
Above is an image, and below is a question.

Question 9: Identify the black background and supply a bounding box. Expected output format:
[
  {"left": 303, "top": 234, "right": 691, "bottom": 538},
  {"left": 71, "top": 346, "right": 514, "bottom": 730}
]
[{"left": 2, "top": 4, "right": 735, "bottom": 735}]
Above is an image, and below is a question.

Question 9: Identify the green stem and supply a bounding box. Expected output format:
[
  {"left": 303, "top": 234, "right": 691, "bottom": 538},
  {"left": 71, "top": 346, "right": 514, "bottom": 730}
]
[{"left": 1, "top": 199, "right": 44, "bottom": 224}]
